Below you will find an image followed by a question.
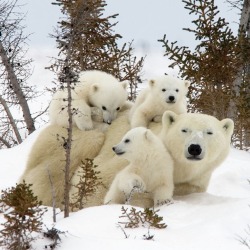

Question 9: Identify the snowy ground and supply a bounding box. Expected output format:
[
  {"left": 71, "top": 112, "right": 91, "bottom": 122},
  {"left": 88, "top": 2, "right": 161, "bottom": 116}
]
[{"left": 0, "top": 128, "right": 250, "bottom": 249}]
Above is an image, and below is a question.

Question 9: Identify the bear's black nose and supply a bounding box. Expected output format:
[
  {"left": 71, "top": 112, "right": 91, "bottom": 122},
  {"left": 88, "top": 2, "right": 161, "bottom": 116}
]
[
  {"left": 169, "top": 96, "right": 175, "bottom": 102},
  {"left": 188, "top": 144, "right": 202, "bottom": 156},
  {"left": 112, "top": 146, "right": 116, "bottom": 152}
]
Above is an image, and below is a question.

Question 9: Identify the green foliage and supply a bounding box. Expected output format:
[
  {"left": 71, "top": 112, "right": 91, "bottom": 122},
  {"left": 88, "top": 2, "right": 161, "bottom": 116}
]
[
  {"left": 70, "top": 159, "right": 102, "bottom": 211},
  {"left": 0, "top": 181, "right": 47, "bottom": 250},
  {"left": 118, "top": 206, "right": 167, "bottom": 229}
]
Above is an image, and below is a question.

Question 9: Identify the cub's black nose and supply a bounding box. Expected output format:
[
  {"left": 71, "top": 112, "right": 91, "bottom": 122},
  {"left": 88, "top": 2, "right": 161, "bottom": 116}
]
[
  {"left": 169, "top": 96, "right": 175, "bottom": 102},
  {"left": 188, "top": 144, "right": 202, "bottom": 156},
  {"left": 112, "top": 147, "right": 116, "bottom": 152}
]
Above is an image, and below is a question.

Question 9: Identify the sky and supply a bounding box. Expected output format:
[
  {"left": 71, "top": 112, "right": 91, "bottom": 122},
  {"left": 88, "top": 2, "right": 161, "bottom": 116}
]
[
  {"left": 17, "top": 0, "right": 241, "bottom": 86},
  {"left": 21, "top": 0, "right": 240, "bottom": 49},
  {"left": 19, "top": 0, "right": 239, "bottom": 48}
]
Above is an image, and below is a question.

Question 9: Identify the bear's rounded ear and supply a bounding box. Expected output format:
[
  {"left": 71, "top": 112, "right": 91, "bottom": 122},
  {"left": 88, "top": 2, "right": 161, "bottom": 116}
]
[
  {"left": 184, "top": 80, "right": 190, "bottom": 88},
  {"left": 149, "top": 79, "right": 155, "bottom": 87},
  {"left": 121, "top": 80, "right": 128, "bottom": 90},
  {"left": 162, "top": 111, "right": 177, "bottom": 129},
  {"left": 221, "top": 118, "right": 234, "bottom": 136},
  {"left": 92, "top": 84, "right": 99, "bottom": 92},
  {"left": 144, "top": 129, "right": 154, "bottom": 142}
]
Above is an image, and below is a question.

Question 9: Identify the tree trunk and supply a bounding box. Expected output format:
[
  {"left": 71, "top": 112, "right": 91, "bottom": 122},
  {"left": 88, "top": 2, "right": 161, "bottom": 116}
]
[
  {"left": 240, "top": 0, "right": 250, "bottom": 33},
  {"left": 227, "top": 0, "right": 250, "bottom": 147},
  {"left": 0, "top": 95, "right": 22, "bottom": 144},
  {"left": 0, "top": 41, "right": 35, "bottom": 135},
  {"left": 240, "top": 0, "right": 250, "bottom": 147}
]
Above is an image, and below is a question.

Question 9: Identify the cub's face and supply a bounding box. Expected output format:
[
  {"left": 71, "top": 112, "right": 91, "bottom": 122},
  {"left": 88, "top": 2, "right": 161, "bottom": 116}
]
[
  {"left": 149, "top": 75, "right": 189, "bottom": 105},
  {"left": 161, "top": 111, "right": 234, "bottom": 165},
  {"left": 90, "top": 81, "right": 128, "bottom": 124},
  {"left": 112, "top": 127, "right": 153, "bottom": 161}
]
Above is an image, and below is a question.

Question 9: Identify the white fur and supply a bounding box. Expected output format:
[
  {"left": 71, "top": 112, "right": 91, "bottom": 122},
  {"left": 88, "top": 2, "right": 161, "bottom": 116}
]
[
  {"left": 159, "top": 111, "right": 234, "bottom": 195},
  {"left": 130, "top": 75, "right": 190, "bottom": 128},
  {"left": 21, "top": 87, "right": 234, "bottom": 209},
  {"left": 49, "top": 70, "right": 128, "bottom": 130},
  {"left": 104, "top": 127, "right": 174, "bottom": 206}
]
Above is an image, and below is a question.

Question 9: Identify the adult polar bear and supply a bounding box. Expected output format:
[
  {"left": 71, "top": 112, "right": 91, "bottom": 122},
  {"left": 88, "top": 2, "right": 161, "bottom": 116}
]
[
  {"left": 49, "top": 70, "right": 128, "bottom": 131},
  {"left": 20, "top": 106, "right": 234, "bottom": 209}
]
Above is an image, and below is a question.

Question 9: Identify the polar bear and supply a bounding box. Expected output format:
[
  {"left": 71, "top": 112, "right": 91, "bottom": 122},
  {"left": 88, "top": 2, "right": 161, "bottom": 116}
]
[
  {"left": 49, "top": 70, "right": 128, "bottom": 130},
  {"left": 159, "top": 111, "right": 234, "bottom": 195},
  {"left": 104, "top": 127, "right": 174, "bottom": 206},
  {"left": 19, "top": 125, "right": 106, "bottom": 208},
  {"left": 129, "top": 75, "right": 190, "bottom": 128},
  {"left": 71, "top": 111, "right": 233, "bottom": 208},
  {"left": 21, "top": 106, "right": 234, "bottom": 209}
]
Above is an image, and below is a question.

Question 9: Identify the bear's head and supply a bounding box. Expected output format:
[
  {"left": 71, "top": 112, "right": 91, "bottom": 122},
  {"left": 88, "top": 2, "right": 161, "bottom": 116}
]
[
  {"left": 112, "top": 127, "right": 156, "bottom": 161},
  {"left": 160, "top": 111, "right": 234, "bottom": 166},
  {"left": 89, "top": 80, "right": 128, "bottom": 124},
  {"left": 149, "top": 75, "right": 189, "bottom": 105}
]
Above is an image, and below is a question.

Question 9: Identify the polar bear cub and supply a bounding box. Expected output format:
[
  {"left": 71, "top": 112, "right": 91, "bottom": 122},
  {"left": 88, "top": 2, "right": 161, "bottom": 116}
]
[
  {"left": 130, "top": 75, "right": 190, "bottom": 128},
  {"left": 49, "top": 70, "right": 128, "bottom": 130},
  {"left": 104, "top": 127, "right": 174, "bottom": 206}
]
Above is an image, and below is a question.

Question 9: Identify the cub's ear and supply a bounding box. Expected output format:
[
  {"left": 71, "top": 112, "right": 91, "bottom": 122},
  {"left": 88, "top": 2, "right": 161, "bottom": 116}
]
[
  {"left": 144, "top": 129, "right": 154, "bottom": 141},
  {"left": 149, "top": 79, "right": 156, "bottom": 88},
  {"left": 184, "top": 80, "right": 190, "bottom": 88},
  {"left": 121, "top": 80, "right": 128, "bottom": 90},
  {"left": 221, "top": 118, "right": 234, "bottom": 136},
  {"left": 162, "top": 111, "right": 177, "bottom": 130},
  {"left": 92, "top": 84, "right": 99, "bottom": 92}
]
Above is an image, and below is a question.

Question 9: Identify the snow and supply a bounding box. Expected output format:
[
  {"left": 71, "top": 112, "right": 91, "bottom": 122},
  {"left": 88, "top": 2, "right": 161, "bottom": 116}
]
[{"left": 0, "top": 129, "right": 250, "bottom": 249}]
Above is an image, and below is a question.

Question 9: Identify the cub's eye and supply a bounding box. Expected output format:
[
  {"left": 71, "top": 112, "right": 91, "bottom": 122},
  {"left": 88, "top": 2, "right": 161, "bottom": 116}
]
[
  {"left": 116, "top": 107, "right": 120, "bottom": 111},
  {"left": 176, "top": 89, "right": 179, "bottom": 92},
  {"left": 102, "top": 106, "right": 107, "bottom": 111},
  {"left": 124, "top": 139, "right": 130, "bottom": 143},
  {"left": 182, "top": 129, "right": 188, "bottom": 133},
  {"left": 207, "top": 131, "right": 213, "bottom": 135},
  {"left": 162, "top": 88, "right": 166, "bottom": 92}
]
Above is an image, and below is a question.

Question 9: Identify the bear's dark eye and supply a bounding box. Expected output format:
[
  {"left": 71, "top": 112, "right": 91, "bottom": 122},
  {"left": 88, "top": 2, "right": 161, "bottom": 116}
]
[
  {"left": 116, "top": 107, "right": 120, "bottom": 111},
  {"left": 182, "top": 129, "right": 188, "bottom": 133},
  {"left": 162, "top": 88, "right": 166, "bottom": 92},
  {"left": 176, "top": 89, "right": 179, "bottom": 92},
  {"left": 124, "top": 139, "right": 130, "bottom": 143},
  {"left": 207, "top": 131, "right": 213, "bottom": 135},
  {"left": 102, "top": 106, "right": 107, "bottom": 111}
]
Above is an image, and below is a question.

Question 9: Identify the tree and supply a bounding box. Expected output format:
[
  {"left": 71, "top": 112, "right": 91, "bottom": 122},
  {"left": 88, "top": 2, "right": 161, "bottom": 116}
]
[
  {"left": 49, "top": 0, "right": 144, "bottom": 100},
  {"left": 49, "top": 0, "right": 144, "bottom": 217},
  {"left": 227, "top": 0, "right": 250, "bottom": 148},
  {"left": 158, "top": 0, "right": 250, "bottom": 149},
  {"left": 0, "top": 181, "right": 47, "bottom": 249},
  {"left": 0, "top": 0, "right": 39, "bottom": 148}
]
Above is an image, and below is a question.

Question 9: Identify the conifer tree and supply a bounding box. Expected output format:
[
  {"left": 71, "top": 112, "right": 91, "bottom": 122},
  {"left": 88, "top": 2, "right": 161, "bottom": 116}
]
[
  {"left": 159, "top": 0, "right": 250, "bottom": 149},
  {"left": 0, "top": 181, "right": 46, "bottom": 249},
  {"left": 49, "top": 0, "right": 144, "bottom": 100}
]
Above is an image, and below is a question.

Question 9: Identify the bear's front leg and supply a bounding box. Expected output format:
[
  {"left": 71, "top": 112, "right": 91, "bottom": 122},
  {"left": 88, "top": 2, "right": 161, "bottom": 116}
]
[
  {"left": 174, "top": 183, "right": 206, "bottom": 196},
  {"left": 104, "top": 171, "right": 147, "bottom": 205},
  {"left": 117, "top": 173, "right": 146, "bottom": 204},
  {"left": 153, "top": 184, "right": 173, "bottom": 206},
  {"left": 104, "top": 177, "right": 125, "bottom": 205},
  {"left": 73, "top": 100, "right": 93, "bottom": 130}
]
